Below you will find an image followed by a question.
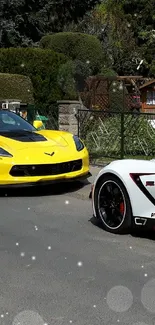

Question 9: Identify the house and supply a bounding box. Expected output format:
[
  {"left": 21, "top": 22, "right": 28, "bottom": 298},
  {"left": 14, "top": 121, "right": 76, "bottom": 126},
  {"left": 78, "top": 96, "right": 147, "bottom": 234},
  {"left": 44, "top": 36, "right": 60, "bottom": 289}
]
[{"left": 139, "top": 79, "right": 155, "bottom": 113}]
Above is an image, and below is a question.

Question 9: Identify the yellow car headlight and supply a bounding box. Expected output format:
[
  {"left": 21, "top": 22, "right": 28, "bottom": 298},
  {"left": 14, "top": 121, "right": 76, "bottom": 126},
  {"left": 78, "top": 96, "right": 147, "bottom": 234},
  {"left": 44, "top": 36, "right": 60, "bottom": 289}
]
[
  {"left": 73, "top": 135, "right": 85, "bottom": 151},
  {"left": 0, "top": 148, "right": 13, "bottom": 157}
]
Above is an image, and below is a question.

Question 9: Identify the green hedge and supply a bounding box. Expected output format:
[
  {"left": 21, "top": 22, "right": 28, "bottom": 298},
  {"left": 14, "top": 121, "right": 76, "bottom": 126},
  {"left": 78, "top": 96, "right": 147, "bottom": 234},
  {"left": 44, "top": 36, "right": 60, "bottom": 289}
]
[
  {"left": 0, "top": 48, "right": 67, "bottom": 112},
  {"left": 40, "top": 32, "right": 105, "bottom": 74},
  {"left": 0, "top": 73, "right": 34, "bottom": 104}
]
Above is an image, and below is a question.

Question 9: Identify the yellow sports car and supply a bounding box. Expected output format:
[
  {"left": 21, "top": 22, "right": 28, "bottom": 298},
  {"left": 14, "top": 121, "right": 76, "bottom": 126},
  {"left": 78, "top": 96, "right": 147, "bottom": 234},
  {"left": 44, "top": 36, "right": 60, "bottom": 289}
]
[{"left": 0, "top": 109, "right": 90, "bottom": 187}]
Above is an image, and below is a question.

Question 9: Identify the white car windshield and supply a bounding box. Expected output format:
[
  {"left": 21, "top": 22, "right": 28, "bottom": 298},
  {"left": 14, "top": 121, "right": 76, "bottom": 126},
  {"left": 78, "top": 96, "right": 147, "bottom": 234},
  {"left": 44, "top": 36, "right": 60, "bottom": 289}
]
[{"left": 0, "top": 110, "right": 36, "bottom": 132}]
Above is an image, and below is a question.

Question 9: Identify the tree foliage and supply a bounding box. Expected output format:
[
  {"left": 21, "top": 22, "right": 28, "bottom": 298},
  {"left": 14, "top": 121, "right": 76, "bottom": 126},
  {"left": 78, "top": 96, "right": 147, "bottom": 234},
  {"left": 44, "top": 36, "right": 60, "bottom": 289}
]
[
  {"left": 0, "top": 73, "right": 34, "bottom": 104},
  {"left": 121, "top": 0, "right": 155, "bottom": 76},
  {"left": 64, "top": 0, "right": 155, "bottom": 77},
  {"left": 40, "top": 32, "right": 106, "bottom": 98},
  {"left": 98, "top": 0, "right": 155, "bottom": 76},
  {"left": 98, "top": 1, "right": 140, "bottom": 75},
  {"left": 57, "top": 59, "right": 92, "bottom": 99},
  {"left": 0, "top": 0, "right": 155, "bottom": 96},
  {"left": 0, "top": 0, "right": 101, "bottom": 47},
  {"left": 40, "top": 32, "right": 105, "bottom": 74},
  {"left": 62, "top": 2, "right": 139, "bottom": 75},
  {"left": 0, "top": 48, "right": 67, "bottom": 110}
]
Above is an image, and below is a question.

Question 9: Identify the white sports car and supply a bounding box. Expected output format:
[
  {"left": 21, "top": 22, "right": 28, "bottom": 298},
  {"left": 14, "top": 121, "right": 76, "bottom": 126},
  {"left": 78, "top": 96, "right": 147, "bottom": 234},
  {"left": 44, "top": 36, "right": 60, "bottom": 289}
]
[{"left": 90, "top": 159, "right": 155, "bottom": 234}]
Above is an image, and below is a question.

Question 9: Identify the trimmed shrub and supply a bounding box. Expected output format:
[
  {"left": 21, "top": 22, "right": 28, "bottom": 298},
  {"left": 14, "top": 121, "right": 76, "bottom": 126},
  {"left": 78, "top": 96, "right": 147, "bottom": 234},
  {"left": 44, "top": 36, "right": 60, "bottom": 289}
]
[
  {"left": 0, "top": 73, "right": 34, "bottom": 104},
  {"left": 57, "top": 59, "right": 92, "bottom": 99},
  {"left": 57, "top": 60, "right": 77, "bottom": 100},
  {"left": 0, "top": 48, "right": 67, "bottom": 112},
  {"left": 40, "top": 32, "right": 105, "bottom": 74}
]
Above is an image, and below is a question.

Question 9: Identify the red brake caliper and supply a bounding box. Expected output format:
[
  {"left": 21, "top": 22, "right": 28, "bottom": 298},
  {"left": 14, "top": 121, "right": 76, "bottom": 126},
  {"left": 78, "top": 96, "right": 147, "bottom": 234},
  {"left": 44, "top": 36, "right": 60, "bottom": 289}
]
[{"left": 119, "top": 202, "right": 124, "bottom": 214}]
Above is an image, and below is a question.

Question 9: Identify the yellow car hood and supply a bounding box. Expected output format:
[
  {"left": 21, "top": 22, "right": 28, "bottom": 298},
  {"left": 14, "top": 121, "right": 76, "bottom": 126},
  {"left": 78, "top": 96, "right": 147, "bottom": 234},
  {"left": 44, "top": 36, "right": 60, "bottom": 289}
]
[
  {"left": 0, "top": 130, "right": 79, "bottom": 163},
  {"left": 0, "top": 130, "right": 69, "bottom": 150}
]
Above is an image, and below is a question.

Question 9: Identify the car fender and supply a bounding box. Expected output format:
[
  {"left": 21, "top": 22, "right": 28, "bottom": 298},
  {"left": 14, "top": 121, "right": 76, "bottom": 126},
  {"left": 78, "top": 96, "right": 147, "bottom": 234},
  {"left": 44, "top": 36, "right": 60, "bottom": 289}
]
[{"left": 93, "top": 159, "right": 155, "bottom": 219}]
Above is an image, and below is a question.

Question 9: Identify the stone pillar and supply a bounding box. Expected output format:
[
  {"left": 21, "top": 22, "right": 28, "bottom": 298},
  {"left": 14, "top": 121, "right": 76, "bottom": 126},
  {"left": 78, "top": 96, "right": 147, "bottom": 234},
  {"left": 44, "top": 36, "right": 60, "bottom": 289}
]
[{"left": 57, "top": 100, "right": 81, "bottom": 135}]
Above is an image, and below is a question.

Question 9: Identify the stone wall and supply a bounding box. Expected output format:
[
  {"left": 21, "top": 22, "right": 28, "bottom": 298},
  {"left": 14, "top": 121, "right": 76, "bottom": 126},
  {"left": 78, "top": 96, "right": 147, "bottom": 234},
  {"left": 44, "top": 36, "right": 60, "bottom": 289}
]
[{"left": 57, "top": 100, "right": 82, "bottom": 135}]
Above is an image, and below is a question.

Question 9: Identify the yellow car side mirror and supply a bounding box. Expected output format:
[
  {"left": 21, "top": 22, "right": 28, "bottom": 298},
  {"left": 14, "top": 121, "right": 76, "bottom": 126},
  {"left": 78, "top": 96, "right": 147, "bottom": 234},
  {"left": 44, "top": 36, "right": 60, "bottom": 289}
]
[{"left": 33, "top": 120, "right": 44, "bottom": 130}]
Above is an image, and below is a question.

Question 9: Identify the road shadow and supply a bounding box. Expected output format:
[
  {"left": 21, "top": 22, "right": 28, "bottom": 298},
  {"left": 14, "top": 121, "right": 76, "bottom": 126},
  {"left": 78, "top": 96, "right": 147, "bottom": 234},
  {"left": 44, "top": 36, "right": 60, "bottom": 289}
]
[
  {"left": 0, "top": 179, "right": 91, "bottom": 198},
  {"left": 89, "top": 217, "right": 155, "bottom": 241},
  {"left": 131, "top": 229, "right": 155, "bottom": 241},
  {"left": 89, "top": 216, "right": 104, "bottom": 230}
]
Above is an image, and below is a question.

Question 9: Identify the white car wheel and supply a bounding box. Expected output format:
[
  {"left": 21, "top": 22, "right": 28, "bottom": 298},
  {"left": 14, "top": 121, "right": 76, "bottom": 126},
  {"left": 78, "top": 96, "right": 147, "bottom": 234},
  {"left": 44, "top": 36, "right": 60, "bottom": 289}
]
[{"left": 94, "top": 174, "right": 132, "bottom": 234}]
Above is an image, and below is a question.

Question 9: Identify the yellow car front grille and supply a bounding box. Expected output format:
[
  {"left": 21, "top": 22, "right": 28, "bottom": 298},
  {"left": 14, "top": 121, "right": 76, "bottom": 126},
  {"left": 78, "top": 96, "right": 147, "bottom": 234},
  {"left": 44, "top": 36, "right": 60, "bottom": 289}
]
[{"left": 10, "top": 159, "right": 82, "bottom": 177}]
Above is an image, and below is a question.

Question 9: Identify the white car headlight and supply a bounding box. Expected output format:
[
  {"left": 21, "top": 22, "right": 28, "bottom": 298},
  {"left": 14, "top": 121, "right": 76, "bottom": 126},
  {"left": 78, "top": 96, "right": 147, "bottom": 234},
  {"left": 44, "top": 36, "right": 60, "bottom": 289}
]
[{"left": 0, "top": 148, "right": 13, "bottom": 157}]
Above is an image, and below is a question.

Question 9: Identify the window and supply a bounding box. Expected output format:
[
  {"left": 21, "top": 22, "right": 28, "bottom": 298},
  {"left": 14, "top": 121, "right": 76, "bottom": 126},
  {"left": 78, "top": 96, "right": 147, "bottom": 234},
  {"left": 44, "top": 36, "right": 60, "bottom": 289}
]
[
  {"left": 146, "top": 90, "right": 155, "bottom": 105},
  {"left": 1, "top": 114, "right": 16, "bottom": 125},
  {"left": 0, "top": 110, "right": 35, "bottom": 132}
]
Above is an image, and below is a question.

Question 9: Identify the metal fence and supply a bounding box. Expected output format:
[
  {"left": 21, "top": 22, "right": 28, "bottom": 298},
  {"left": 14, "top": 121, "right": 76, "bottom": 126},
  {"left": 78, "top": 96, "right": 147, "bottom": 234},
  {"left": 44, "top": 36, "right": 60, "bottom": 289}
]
[
  {"left": 77, "top": 109, "right": 155, "bottom": 163},
  {"left": 45, "top": 109, "right": 59, "bottom": 130},
  {"left": 38, "top": 102, "right": 59, "bottom": 130}
]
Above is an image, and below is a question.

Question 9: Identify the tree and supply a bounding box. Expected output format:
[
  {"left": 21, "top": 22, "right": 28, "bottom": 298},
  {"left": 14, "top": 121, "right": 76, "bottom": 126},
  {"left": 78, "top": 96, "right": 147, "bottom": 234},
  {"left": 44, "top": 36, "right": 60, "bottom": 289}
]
[
  {"left": 63, "top": 3, "right": 107, "bottom": 37},
  {"left": 63, "top": 2, "right": 141, "bottom": 76},
  {"left": 57, "top": 59, "right": 92, "bottom": 99},
  {"left": 99, "top": 0, "right": 155, "bottom": 76},
  {"left": 66, "top": 0, "right": 155, "bottom": 77},
  {"left": 0, "top": 0, "right": 101, "bottom": 47},
  {"left": 121, "top": 0, "right": 155, "bottom": 76},
  {"left": 93, "top": 1, "right": 144, "bottom": 75},
  {"left": 0, "top": 73, "right": 34, "bottom": 104},
  {"left": 40, "top": 32, "right": 105, "bottom": 74},
  {"left": 0, "top": 48, "right": 67, "bottom": 111},
  {"left": 41, "top": 32, "right": 105, "bottom": 99}
]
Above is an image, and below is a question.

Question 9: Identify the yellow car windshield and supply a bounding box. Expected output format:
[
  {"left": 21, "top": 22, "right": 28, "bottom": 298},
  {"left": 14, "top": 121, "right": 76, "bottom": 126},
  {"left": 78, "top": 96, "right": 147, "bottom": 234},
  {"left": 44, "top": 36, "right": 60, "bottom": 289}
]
[{"left": 0, "top": 110, "right": 35, "bottom": 132}]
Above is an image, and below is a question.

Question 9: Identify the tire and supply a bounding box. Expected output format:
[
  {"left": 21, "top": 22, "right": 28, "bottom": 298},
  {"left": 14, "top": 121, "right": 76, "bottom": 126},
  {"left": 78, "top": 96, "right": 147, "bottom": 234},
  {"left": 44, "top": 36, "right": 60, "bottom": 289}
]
[{"left": 94, "top": 173, "right": 132, "bottom": 234}]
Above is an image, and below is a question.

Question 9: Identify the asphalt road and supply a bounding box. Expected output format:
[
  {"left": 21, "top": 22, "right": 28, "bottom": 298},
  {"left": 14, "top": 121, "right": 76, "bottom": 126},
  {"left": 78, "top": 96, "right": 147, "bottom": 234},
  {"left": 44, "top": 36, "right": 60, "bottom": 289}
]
[{"left": 0, "top": 176, "right": 155, "bottom": 325}]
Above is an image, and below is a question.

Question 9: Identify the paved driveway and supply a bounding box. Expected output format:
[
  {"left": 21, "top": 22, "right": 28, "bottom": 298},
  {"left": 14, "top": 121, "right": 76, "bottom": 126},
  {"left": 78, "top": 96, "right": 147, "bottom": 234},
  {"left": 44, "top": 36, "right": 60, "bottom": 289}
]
[{"left": 0, "top": 167, "right": 155, "bottom": 325}]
